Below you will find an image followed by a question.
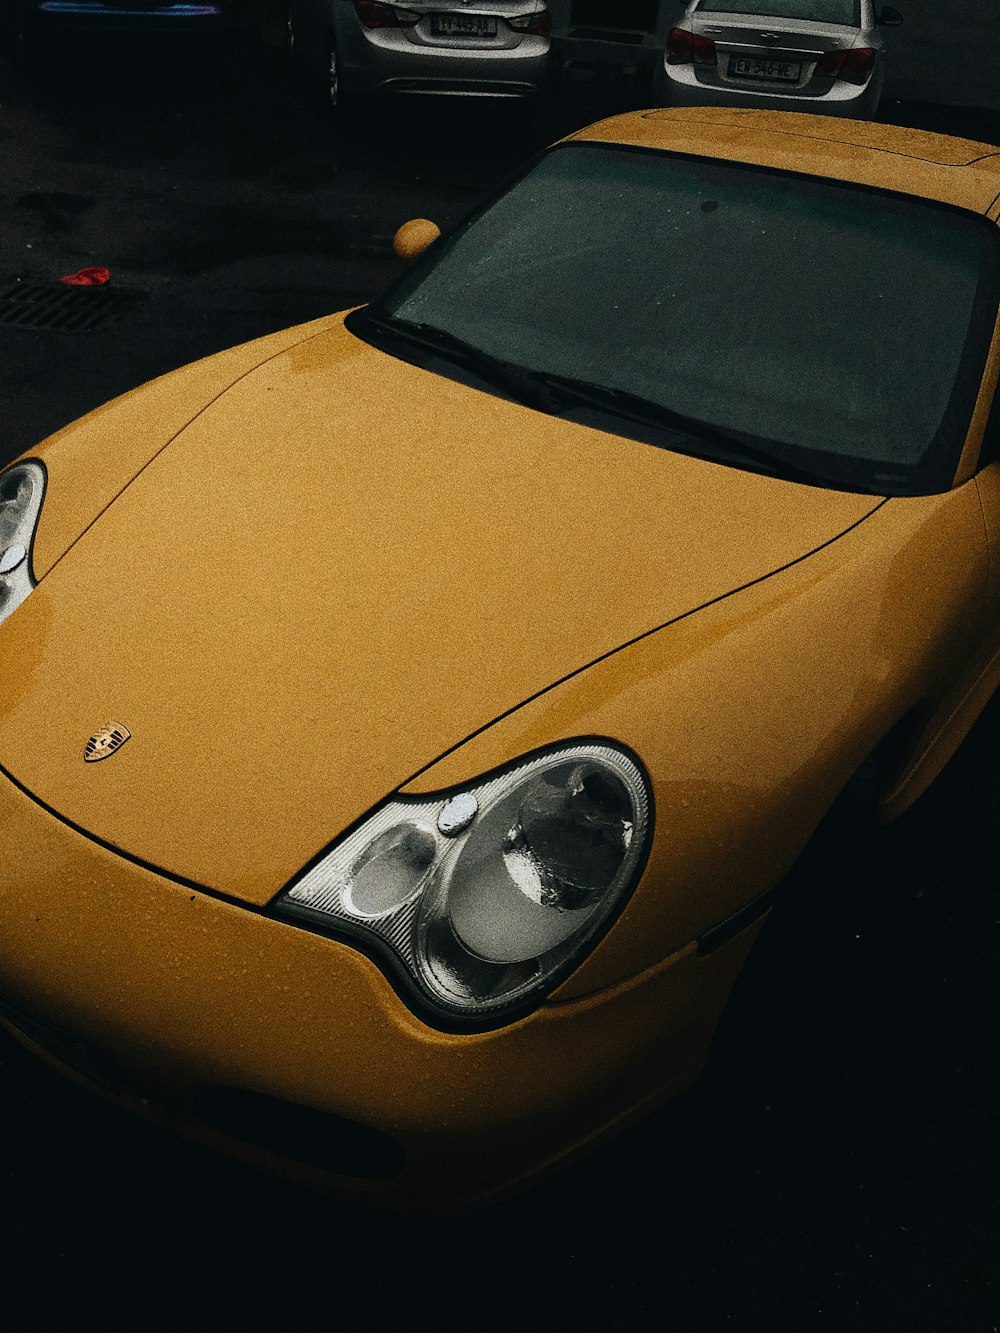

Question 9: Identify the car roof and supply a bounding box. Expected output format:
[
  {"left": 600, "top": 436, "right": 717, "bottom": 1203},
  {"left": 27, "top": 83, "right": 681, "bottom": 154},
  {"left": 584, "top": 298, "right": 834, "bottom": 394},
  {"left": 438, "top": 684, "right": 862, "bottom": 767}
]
[{"left": 568, "top": 108, "right": 1000, "bottom": 214}]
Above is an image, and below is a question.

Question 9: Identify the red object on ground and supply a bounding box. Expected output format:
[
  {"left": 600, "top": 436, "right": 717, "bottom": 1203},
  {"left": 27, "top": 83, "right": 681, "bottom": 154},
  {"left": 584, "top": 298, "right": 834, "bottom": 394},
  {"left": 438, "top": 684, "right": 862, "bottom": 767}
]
[{"left": 60, "top": 266, "right": 111, "bottom": 287}]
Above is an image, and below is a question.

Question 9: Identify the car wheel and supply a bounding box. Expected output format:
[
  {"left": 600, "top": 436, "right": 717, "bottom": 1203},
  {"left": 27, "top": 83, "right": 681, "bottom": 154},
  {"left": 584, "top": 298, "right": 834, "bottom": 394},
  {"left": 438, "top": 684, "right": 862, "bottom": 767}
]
[
  {"left": 286, "top": 8, "right": 310, "bottom": 79},
  {"left": 323, "top": 34, "right": 346, "bottom": 111},
  {"left": 285, "top": 15, "right": 344, "bottom": 114},
  {"left": 288, "top": 28, "right": 353, "bottom": 120}
]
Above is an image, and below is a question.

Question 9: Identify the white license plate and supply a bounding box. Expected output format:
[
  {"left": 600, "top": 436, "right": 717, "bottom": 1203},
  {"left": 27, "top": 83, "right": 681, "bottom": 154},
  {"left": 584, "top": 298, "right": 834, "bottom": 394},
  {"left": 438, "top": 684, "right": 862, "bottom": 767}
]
[
  {"left": 430, "top": 13, "right": 499, "bottom": 37},
  {"left": 729, "top": 56, "right": 802, "bottom": 83}
]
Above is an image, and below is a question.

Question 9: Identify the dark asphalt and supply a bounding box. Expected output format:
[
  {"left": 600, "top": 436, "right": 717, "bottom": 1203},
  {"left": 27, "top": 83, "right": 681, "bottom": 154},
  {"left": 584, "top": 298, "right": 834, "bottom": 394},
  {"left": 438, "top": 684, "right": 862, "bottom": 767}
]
[{"left": 1, "top": 33, "right": 999, "bottom": 1331}]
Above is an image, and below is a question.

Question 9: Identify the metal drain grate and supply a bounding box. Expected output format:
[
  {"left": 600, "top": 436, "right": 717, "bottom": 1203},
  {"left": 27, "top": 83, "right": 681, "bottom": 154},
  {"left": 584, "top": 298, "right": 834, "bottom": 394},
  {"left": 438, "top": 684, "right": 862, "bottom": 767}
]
[{"left": 0, "top": 280, "right": 146, "bottom": 333}]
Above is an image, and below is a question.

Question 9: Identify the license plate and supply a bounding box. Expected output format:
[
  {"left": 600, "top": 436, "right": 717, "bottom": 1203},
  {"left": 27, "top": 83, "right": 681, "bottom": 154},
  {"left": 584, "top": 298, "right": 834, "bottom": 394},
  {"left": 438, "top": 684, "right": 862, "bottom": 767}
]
[
  {"left": 728, "top": 56, "right": 802, "bottom": 83},
  {"left": 430, "top": 13, "right": 498, "bottom": 37}
]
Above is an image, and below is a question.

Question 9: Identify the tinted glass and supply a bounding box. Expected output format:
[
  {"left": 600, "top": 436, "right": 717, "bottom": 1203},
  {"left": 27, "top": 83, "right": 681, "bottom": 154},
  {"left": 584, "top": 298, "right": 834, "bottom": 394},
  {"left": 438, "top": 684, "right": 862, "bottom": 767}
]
[
  {"left": 375, "top": 144, "right": 998, "bottom": 494},
  {"left": 697, "top": 0, "right": 861, "bottom": 22}
]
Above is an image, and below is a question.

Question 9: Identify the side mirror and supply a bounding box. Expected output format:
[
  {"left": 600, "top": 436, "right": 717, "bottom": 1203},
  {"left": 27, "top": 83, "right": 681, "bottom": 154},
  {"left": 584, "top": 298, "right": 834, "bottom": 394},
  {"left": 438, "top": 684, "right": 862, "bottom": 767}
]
[
  {"left": 392, "top": 218, "right": 442, "bottom": 262},
  {"left": 877, "top": 5, "right": 903, "bottom": 25}
]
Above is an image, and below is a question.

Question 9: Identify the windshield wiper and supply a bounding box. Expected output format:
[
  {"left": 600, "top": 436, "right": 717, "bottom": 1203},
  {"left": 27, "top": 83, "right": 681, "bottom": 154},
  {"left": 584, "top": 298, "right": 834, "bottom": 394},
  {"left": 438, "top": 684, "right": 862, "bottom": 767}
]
[
  {"left": 362, "top": 313, "right": 873, "bottom": 491},
  {"left": 362, "top": 314, "right": 559, "bottom": 412},
  {"left": 520, "top": 369, "right": 832, "bottom": 488}
]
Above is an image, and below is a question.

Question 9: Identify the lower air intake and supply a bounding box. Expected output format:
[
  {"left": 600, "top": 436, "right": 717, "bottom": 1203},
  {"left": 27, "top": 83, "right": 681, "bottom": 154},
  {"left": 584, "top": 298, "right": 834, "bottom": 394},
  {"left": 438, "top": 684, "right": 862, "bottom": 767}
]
[{"left": 193, "top": 1086, "right": 406, "bottom": 1179}]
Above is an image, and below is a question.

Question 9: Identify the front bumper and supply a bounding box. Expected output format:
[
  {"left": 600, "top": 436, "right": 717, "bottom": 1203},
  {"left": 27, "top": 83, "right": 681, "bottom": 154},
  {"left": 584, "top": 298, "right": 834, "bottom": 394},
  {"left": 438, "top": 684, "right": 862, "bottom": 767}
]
[{"left": 0, "top": 769, "right": 758, "bottom": 1210}]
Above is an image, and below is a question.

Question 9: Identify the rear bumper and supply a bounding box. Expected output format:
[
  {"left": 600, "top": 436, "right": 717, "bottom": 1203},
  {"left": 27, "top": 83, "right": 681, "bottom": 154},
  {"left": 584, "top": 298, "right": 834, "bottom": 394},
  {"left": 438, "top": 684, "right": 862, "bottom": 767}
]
[
  {"left": 337, "top": 20, "right": 548, "bottom": 99},
  {"left": 0, "top": 767, "right": 759, "bottom": 1210},
  {"left": 657, "top": 63, "right": 883, "bottom": 118}
]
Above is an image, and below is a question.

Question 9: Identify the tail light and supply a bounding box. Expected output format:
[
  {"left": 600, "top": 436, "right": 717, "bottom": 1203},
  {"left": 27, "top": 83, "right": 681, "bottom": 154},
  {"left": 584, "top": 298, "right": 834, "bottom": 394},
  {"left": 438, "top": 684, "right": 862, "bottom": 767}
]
[
  {"left": 353, "top": 0, "right": 420, "bottom": 28},
  {"left": 508, "top": 9, "right": 552, "bottom": 38},
  {"left": 666, "top": 27, "right": 717, "bottom": 66},
  {"left": 814, "top": 46, "right": 876, "bottom": 85}
]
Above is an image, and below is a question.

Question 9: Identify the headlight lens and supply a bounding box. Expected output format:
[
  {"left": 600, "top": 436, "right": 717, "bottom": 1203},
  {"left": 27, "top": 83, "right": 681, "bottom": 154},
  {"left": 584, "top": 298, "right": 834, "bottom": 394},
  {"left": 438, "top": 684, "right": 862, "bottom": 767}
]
[
  {"left": 0, "top": 461, "right": 45, "bottom": 629},
  {"left": 275, "top": 742, "right": 651, "bottom": 1026}
]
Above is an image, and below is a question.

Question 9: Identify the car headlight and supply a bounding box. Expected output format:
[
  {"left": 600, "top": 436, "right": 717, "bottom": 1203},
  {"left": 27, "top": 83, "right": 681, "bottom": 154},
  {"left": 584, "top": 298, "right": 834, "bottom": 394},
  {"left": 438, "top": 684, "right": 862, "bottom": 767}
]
[
  {"left": 0, "top": 461, "right": 46, "bottom": 630},
  {"left": 275, "top": 742, "right": 652, "bottom": 1027}
]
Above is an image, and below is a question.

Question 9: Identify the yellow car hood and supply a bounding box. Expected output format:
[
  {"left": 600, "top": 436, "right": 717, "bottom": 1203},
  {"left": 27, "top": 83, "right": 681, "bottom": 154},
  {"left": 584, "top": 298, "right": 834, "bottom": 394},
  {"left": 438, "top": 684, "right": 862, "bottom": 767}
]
[{"left": 0, "top": 321, "right": 881, "bottom": 904}]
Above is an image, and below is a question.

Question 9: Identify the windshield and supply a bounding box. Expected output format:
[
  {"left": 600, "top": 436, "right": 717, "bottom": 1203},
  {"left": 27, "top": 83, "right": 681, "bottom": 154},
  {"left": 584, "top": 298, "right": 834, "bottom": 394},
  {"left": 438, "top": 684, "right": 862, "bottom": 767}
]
[
  {"left": 696, "top": 0, "right": 861, "bottom": 22},
  {"left": 365, "top": 143, "right": 999, "bottom": 494}
]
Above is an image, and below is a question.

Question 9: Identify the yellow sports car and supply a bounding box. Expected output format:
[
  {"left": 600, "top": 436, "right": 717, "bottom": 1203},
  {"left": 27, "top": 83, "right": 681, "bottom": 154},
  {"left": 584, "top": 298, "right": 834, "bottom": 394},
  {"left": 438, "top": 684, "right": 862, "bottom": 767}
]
[{"left": 2, "top": 107, "right": 1000, "bottom": 1211}]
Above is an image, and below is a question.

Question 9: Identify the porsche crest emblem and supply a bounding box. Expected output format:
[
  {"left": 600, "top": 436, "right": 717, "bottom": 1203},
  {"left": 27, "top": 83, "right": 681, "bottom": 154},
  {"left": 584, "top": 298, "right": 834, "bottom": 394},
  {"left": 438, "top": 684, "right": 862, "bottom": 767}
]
[{"left": 84, "top": 723, "right": 131, "bottom": 763}]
